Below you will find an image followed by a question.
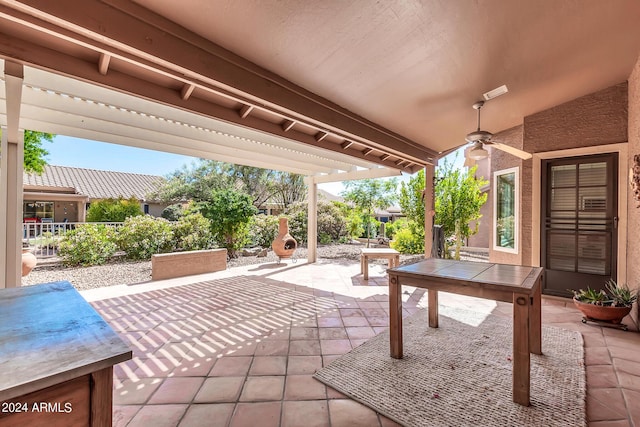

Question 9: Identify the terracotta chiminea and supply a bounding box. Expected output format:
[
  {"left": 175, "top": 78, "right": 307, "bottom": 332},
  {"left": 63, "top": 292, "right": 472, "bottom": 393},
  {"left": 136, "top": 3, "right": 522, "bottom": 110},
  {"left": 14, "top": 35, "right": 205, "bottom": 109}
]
[{"left": 272, "top": 217, "right": 297, "bottom": 261}]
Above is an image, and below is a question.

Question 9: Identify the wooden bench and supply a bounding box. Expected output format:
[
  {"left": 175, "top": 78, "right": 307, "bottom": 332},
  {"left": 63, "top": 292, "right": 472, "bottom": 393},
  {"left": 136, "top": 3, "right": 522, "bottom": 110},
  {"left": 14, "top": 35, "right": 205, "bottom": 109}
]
[
  {"left": 152, "top": 249, "right": 227, "bottom": 280},
  {"left": 360, "top": 248, "right": 400, "bottom": 280}
]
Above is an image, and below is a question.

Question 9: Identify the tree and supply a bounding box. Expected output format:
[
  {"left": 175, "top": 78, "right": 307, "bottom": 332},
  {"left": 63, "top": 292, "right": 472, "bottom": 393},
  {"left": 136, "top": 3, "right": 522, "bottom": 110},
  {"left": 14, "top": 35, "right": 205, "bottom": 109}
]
[
  {"left": 271, "top": 172, "right": 306, "bottom": 209},
  {"left": 341, "top": 178, "right": 398, "bottom": 247},
  {"left": 434, "top": 159, "right": 488, "bottom": 260},
  {"left": 394, "top": 169, "right": 426, "bottom": 254},
  {"left": 148, "top": 160, "right": 232, "bottom": 202},
  {"left": 0, "top": 129, "right": 54, "bottom": 174},
  {"left": 197, "top": 189, "right": 257, "bottom": 258}
]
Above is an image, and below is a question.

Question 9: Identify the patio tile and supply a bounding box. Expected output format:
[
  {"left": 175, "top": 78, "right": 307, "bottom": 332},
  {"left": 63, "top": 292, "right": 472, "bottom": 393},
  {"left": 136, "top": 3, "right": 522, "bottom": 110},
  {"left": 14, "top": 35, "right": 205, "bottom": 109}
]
[
  {"left": 147, "top": 377, "right": 204, "bottom": 404},
  {"left": 318, "top": 327, "right": 349, "bottom": 340},
  {"left": 255, "top": 340, "right": 290, "bottom": 356},
  {"left": 613, "top": 358, "right": 640, "bottom": 376},
  {"left": 322, "top": 355, "right": 342, "bottom": 366},
  {"left": 317, "top": 317, "right": 344, "bottom": 327},
  {"left": 341, "top": 317, "right": 370, "bottom": 327},
  {"left": 178, "top": 403, "right": 235, "bottom": 427},
  {"left": 230, "top": 402, "right": 282, "bottom": 427},
  {"left": 209, "top": 356, "right": 253, "bottom": 376},
  {"left": 345, "top": 326, "right": 376, "bottom": 340},
  {"left": 239, "top": 376, "right": 285, "bottom": 401},
  {"left": 585, "top": 347, "right": 613, "bottom": 366},
  {"left": 339, "top": 308, "right": 365, "bottom": 317},
  {"left": 284, "top": 375, "right": 327, "bottom": 400},
  {"left": 320, "top": 339, "right": 352, "bottom": 355},
  {"left": 586, "top": 365, "right": 619, "bottom": 388},
  {"left": 250, "top": 356, "right": 288, "bottom": 376},
  {"left": 194, "top": 377, "right": 245, "bottom": 403},
  {"left": 113, "top": 405, "right": 141, "bottom": 427},
  {"left": 282, "top": 400, "right": 330, "bottom": 427},
  {"left": 287, "top": 355, "right": 323, "bottom": 375},
  {"left": 171, "top": 356, "right": 218, "bottom": 377},
  {"left": 617, "top": 371, "right": 640, "bottom": 391},
  {"left": 113, "top": 378, "right": 163, "bottom": 405},
  {"left": 328, "top": 399, "right": 381, "bottom": 427},
  {"left": 609, "top": 346, "right": 640, "bottom": 363},
  {"left": 127, "top": 404, "right": 188, "bottom": 427},
  {"left": 622, "top": 388, "right": 640, "bottom": 426},
  {"left": 133, "top": 357, "right": 180, "bottom": 378},
  {"left": 289, "top": 339, "right": 322, "bottom": 356},
  {"left": 587, "top": 388, "right": 628, "bottom": 422},
  {"left": 326, "top": 386, "right": 348, "bottom": 399},
  {"left": 289, "top": 327, "right": 320, "bottom": 340}
]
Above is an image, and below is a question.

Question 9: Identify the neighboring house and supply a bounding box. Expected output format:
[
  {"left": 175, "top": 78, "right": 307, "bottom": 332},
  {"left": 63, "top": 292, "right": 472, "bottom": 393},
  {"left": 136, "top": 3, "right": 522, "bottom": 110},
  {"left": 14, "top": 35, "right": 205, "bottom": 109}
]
[
  {"left": 22, "top": 165, "right": 168, "bottom": 222},
  {"left": 375, "top": 206, "right": 403, "bottom": 224}
]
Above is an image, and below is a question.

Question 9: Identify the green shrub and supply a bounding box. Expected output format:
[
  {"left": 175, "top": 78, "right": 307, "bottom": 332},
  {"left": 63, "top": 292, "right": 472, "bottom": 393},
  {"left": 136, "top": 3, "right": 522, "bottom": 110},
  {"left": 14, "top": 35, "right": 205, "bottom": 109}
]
[
  {"left": 248, "top": 214, "right": 279, "bottom": 247},
  {"left": 390, "top": 227, "right": 424, "bottom": 254},
  {"left": 198, "top": 189, "right": 257, "bottom": 257},
  {"left": 86, "top": 197, "right": 143, "bottom": 222},
  {"left": 58, "top": 224, "right": 117, "bottom": 266},
  {"left": 173, "top": 213, "right": 214, "bottom": 251},
  {"left": 116, "top": 215, "right": 175, "bottom": 260},
  {"left": 285, "top": 202, "right": 308, "bottom": 245},
  {"left": 385, "top": 218, "right": 408, "bottom": 240},
  {"left": 161, "top": 203, "right": 184, "bottom": 221}
]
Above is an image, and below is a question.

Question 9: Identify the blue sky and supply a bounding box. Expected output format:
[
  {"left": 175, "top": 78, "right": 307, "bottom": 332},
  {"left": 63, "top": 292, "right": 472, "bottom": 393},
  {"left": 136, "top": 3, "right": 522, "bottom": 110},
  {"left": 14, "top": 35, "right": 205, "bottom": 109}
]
[{"left": 44, "top": 135, "right": 465, "bottom": 196}]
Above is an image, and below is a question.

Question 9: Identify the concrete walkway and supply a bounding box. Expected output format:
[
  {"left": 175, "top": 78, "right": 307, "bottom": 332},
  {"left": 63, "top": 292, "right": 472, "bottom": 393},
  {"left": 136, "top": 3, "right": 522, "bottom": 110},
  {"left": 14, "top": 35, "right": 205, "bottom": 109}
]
[{"left": 81, "top": 258, "right": 640, "bottom": 427}]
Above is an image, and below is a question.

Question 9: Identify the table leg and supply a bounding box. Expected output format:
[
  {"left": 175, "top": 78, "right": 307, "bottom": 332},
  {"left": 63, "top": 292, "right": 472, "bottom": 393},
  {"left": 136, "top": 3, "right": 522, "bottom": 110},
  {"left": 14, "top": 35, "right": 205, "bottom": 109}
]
[
  {"left": 428, "top": 289, "right": 439, "bottom": 328},
  {"left": 91, "top": 367, "right": 114, "bottom": 427},
  {"left": 530, "top": 281, "right": 542, "bottom": 355},
  {"left": 363, "top": 255, "right": 369, "bottom": 280},
  {"left": 389, "top": 274, "right": 403, "bottom": 358},
  {"left": 360, "top": 254, "right": 364, "bottom": 274},
  {"left": 513, "top": 293, "right": 531, "bottom": 406}
]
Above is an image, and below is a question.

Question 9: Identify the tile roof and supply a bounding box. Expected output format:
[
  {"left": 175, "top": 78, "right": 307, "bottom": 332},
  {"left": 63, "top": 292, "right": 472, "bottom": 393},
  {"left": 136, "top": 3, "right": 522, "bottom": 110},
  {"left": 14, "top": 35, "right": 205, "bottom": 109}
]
[{"left": 23, "top": 165, "right": 165, "bottom": 201}]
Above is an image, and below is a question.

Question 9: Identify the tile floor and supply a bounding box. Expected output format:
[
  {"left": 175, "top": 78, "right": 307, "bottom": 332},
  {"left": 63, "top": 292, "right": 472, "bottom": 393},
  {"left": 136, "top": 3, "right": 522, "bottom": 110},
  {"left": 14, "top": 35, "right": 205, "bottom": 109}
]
[{"left": 80, "top": 258, "right": 640, "bottom": 427}]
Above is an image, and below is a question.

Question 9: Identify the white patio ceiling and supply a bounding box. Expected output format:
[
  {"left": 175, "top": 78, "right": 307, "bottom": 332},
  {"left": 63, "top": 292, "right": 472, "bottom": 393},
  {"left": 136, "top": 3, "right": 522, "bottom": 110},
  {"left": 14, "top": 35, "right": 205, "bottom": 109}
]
[{"left": 0, "top": 59, "right": 403, "bottom": 180}]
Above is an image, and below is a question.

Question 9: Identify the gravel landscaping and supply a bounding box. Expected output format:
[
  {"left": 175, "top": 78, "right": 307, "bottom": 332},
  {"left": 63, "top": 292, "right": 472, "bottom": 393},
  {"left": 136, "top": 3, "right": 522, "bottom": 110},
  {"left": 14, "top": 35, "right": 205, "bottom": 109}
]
[{"left": 22, "top": 243, "right": 426, "bottom": 291}]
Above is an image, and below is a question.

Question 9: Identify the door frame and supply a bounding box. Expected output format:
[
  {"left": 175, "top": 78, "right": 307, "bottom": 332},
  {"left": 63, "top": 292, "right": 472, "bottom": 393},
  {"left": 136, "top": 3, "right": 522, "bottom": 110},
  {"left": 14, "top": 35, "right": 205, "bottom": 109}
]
[{"left": 532, "top": 143, "right": 628, "bottom": 286}]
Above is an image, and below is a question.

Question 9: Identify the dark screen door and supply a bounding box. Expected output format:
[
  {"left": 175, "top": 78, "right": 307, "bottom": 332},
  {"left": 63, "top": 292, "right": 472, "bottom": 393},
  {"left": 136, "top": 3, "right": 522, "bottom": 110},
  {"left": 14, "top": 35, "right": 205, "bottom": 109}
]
[{"left": 541, "top": 154, "right": 618, "bottom": 297}]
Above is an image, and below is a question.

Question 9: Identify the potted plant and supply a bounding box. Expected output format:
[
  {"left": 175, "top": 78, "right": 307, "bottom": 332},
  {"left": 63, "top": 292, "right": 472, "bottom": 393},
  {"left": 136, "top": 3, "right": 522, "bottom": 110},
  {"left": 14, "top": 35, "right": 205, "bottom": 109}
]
[{"left": 573, "top": 279, "right": 638, "bottom": 328}]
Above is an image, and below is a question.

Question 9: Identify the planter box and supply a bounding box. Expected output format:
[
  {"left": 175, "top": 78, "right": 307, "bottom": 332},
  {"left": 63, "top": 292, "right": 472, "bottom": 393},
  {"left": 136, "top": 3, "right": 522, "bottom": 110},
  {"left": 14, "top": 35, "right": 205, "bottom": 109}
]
[{"left": 152, "top": 249, "right": 227, "bottom": 280}]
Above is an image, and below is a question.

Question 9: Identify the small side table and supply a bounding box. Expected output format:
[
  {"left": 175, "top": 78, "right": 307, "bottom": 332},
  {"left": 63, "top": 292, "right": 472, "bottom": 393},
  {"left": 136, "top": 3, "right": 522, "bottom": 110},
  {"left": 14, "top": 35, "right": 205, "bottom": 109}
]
[{"left": 360, "top": 248, "right": 400, "bottom": 280}]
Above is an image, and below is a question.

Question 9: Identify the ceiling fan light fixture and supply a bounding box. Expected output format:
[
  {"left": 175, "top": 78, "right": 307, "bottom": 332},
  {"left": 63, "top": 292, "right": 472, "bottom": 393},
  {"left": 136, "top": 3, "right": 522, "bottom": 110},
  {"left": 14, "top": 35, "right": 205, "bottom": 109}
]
[
  {"left": 465, "top": 129, "right": 493, "bottom": 143},
  {"left": 483, "top": 84, "right": 509, "bottom": 101},
  {"left": 468, "top": 142, "right": 489, "bottom": 160}
]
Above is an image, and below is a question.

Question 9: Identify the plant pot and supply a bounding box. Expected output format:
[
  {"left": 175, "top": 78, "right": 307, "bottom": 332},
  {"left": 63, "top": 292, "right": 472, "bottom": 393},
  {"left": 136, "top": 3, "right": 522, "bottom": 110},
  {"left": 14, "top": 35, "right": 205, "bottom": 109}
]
[
  {"left": 573, "top": 297, "right": 632, "bottom": 324},
  {"left": 21, "top": 249, "right": 37, "bottom": 277}
]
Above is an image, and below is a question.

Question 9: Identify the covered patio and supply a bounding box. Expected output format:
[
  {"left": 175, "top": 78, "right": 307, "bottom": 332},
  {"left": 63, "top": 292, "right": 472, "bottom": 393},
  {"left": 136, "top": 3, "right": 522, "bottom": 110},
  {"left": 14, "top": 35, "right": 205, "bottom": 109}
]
[
  {"left": 2, "top": 2, "right": 640, "bottom": 426},
  {"left": 79, "top": 259, "right": 638, "bottom": 426}
]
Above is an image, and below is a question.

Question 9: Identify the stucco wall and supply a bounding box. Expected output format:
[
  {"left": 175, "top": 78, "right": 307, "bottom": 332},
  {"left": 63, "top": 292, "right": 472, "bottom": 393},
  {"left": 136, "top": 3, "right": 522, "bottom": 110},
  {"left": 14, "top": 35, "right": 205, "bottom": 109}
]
[
  {"left": 523, "top": 83, "right": 628, "bottom": 153},
  {"left": 628, "top": 56, "right": 640, "bottom": 325}
]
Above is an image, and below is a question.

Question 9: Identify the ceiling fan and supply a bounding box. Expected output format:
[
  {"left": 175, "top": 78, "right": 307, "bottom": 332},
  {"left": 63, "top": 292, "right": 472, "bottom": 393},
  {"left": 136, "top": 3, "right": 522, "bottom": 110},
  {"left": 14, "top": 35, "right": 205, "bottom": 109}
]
[{"left": 464, "top": 99, "right": 532, "bottom": 163}]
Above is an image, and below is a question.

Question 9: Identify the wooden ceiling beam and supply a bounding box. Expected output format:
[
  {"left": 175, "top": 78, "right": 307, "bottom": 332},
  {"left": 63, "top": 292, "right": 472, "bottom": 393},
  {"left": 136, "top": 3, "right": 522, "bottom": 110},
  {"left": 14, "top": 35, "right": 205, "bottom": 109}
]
[
  {"left": 180, "top": 83, "right": 195, "bottom": 100},
  {"left": 0, "top": 1, "right": 435, "bottom": 165},
  {"left": 98, "top": 53, "right": 110, "bottom": 75},
  {"left": 238, "top": 104, "right": 253, "bottom": 119}
]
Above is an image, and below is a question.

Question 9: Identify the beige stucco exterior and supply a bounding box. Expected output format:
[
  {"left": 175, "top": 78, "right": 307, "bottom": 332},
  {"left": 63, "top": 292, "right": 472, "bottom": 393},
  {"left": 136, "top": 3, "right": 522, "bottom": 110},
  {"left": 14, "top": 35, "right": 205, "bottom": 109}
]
[{"left": 482, "top": 67, "right": 640, "bottom": 325}]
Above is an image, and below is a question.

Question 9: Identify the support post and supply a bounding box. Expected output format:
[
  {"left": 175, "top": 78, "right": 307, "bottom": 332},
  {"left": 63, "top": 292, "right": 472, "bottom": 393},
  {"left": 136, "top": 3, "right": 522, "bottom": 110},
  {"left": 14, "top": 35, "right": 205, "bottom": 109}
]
[
  {"left": 1, "top": 61, "right": 24, "bottom": 288},
  {"left": 423, "top": 164, "right": 435, "bottom": 258},
  {"left": 306, "top": 176, "right": 317, "bottom": 263}
]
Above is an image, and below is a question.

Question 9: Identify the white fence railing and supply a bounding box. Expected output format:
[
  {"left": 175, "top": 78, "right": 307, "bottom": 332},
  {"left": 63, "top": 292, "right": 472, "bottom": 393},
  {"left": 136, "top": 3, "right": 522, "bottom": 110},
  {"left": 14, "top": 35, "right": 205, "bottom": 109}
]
[{"left": 23, "top": 222, "right": 124, "bottom": 258}]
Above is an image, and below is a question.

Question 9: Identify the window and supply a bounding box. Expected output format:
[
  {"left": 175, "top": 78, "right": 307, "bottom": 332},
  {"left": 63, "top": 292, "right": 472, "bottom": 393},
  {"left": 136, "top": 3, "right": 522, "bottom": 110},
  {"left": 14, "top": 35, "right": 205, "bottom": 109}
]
[
  {"left": 493, "top": 167, "right": 519, "bottom": 253},
  {"left": 23, "top": 201, "right": 54, "bottom": 220}
]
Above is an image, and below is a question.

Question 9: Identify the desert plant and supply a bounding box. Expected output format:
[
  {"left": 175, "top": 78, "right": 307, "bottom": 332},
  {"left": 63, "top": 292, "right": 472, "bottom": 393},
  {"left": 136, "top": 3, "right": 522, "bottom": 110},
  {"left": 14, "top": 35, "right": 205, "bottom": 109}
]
[
  {"left": 572, "top": 287, "right": 608, "bottom": 305},
  {"left": 390, "top": 227, "right": 424, "bottom": 254},
  {"left": 248, "top": 214, "right": 279, "bottom": 248},
  {"left": 116, "top": 215, "right": 175, "bottom": 260},
  {"left": 604, "top": 279, "right": 638, "bottom": 307},
  {"left": 173, "top": 212, "right": 214, "bottom": 251},
  {"left": 161, "top": 203, "right": 185, "bottom": 221},
  {"left": 58, "top": 224, "right": 117, "bottom": 266}
]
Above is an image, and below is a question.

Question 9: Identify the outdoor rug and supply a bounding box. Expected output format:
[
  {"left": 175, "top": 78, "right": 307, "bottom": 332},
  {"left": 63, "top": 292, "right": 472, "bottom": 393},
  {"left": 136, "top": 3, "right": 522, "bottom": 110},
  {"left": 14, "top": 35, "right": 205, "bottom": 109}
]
[{"left": 313, "top": 306, "right": 586, "bottom": 427}]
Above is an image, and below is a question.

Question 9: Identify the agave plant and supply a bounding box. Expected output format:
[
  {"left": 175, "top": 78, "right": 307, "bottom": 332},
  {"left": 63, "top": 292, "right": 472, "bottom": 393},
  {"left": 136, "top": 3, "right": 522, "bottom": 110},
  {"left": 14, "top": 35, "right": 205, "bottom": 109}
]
[
  {"left": 604, "top": 279, "right": 638, "bottom": 307},
  {"left": 572, "top": 287, "right": 608, "bottom": 305}
]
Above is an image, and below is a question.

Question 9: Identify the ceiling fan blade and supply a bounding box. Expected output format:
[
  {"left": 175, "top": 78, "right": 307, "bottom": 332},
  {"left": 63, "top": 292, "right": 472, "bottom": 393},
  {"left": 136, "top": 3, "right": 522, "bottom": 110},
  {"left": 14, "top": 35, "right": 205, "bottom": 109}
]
[{"left": 489, "top": 143, "right": 532, "bottom": 160}]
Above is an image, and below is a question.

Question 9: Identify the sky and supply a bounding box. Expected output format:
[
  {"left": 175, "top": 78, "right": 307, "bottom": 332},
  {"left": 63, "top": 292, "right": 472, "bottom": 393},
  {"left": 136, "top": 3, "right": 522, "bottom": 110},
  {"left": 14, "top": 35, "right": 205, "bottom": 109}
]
[{"left": 44, "top": 135, "right": 466, "bottom": 196}]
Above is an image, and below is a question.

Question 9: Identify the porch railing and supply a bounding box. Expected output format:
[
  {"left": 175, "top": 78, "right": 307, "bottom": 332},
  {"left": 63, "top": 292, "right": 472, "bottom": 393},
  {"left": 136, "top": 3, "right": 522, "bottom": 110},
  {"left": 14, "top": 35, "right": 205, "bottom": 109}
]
[{"left": 22, "top": 222, "right": 124, "bottom": 258}]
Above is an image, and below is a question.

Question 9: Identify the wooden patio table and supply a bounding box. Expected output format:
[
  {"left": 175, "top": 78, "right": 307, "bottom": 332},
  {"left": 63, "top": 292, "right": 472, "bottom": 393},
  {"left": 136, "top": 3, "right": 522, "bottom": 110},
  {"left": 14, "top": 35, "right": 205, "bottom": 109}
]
[{"left": 387, "top": 258, "right": 543, "bottom": 406}]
